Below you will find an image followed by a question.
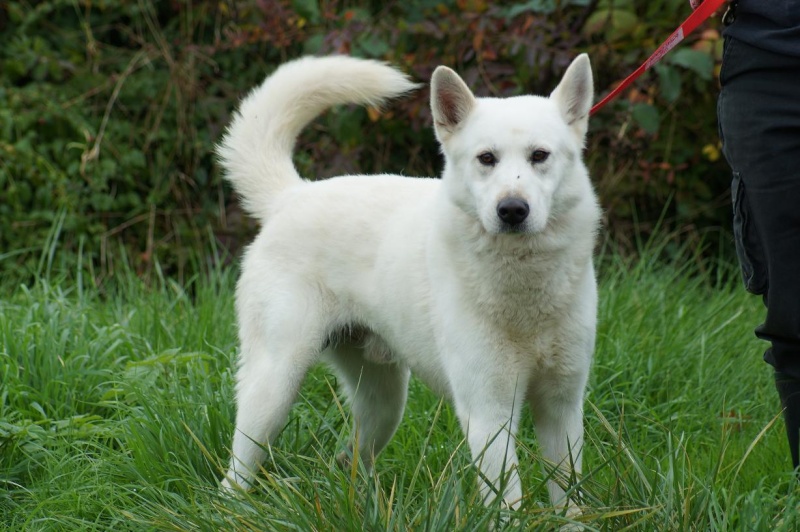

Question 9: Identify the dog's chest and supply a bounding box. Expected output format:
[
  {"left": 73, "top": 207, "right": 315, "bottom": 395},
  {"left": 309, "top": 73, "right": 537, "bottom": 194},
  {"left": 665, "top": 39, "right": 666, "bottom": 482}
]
[
  {"left": 481, "top": 253, "right": 576, "bottom": 313},
  {"left": 466, "top": 253, "right": 587, "bottom": 360},
  {"left": 481, "top": 288, "right": 563, "bottom": 365}
]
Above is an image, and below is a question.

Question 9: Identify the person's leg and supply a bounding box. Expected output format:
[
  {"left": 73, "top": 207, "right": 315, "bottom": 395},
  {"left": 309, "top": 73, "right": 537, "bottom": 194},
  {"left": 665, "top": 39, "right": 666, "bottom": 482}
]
[
  {"left": 775, "top": 374, "right": 800, "bottom": 468},
  {"left": 718, "top": 38, "right": 800, "bottom": 469}
]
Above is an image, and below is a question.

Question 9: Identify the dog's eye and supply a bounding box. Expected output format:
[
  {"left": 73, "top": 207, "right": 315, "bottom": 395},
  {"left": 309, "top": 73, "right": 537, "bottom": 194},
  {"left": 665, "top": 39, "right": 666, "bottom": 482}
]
[
  {"left": 530, "top": 150, "right": 550, "bottom": 163},
  {"left": 477, "top": 152, "right": 497, "bottom": 166}
]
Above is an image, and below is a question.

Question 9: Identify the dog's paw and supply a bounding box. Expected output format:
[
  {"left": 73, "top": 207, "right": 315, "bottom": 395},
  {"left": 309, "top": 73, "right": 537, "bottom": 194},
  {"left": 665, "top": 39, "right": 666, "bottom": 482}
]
[
  {"left": 219, "top": 474, "right": 250, "bottom": 496},
  {"left": 336, "top": 450, "right": 352, "bottom": 470},
  {"left": 336, "top": 447, "right": 377, "bottom": 474},
  {"left": 557, "top": 505, "right": 584, "bottom": 531}
]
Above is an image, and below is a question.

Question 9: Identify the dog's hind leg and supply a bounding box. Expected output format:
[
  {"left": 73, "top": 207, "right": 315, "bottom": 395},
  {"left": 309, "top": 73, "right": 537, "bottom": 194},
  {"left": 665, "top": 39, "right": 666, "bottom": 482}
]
[
  {"left": 221, "top": 285, "right": 331, "bottom": 492},
  {"left": 327, "top": 335, "right": 410, "bottom": 471}
]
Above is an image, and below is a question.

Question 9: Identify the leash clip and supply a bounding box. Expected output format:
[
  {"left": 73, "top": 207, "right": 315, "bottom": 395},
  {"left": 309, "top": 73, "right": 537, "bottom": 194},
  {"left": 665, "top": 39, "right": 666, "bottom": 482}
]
[{"left": 722, "top": 1, "right": 737, "bottom": 26}]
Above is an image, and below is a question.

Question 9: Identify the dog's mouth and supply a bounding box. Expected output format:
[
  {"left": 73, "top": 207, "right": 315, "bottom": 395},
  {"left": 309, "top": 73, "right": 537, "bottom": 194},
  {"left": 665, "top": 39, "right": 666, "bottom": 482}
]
[{"left": 497, "top": 222, "right": 528, "bottom": 235}]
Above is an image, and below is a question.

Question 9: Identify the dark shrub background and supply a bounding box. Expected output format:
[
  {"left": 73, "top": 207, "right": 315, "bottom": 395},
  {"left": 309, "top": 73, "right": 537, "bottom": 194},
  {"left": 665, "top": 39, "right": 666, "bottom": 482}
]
[{"left": 0, "top": 0, "right": 731, "bottom": 283}]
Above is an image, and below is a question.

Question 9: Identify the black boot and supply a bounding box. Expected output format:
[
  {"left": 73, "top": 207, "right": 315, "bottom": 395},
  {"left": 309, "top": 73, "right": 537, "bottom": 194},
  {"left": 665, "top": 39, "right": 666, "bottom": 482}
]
[{"left": 774, "top": 371, "right": 800, "bottom": 470}]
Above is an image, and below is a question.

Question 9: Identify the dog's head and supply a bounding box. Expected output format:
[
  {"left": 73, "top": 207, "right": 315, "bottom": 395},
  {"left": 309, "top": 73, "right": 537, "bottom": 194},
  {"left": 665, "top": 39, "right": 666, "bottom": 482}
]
[{"left": 430, "top": 55, "right": 593, "bottom": 235}]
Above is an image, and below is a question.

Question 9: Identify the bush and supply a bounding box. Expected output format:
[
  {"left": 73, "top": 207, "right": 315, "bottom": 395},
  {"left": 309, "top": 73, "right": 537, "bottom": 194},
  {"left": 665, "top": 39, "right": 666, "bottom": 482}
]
[{"left": 0, "top": 0, "right": 731, "bottom": 283}]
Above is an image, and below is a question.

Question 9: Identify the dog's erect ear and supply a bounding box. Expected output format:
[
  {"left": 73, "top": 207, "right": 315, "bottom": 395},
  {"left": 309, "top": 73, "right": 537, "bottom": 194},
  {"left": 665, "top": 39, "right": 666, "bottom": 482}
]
[
  {"left": 550, "top": 54, "right": 593, "bottom": 142},
  {"left": 430, "top": 66, "right": 476, "bottom": 141}
]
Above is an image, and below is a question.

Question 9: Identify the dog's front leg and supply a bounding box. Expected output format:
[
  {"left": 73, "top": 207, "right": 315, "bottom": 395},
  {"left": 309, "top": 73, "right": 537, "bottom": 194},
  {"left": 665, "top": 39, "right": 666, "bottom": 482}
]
[
  {"left": 448, "top": 366, "right": 526, "bottom": 510},
  {"left": 529, "top": 373, "right": 587, "bottom": 517}
]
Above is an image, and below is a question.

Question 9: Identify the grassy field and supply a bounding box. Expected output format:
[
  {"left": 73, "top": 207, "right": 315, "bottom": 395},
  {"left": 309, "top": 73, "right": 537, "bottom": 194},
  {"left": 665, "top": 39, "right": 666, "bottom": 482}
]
[{"left": 2, "top": 237, "right": 798, "bottom": 531}]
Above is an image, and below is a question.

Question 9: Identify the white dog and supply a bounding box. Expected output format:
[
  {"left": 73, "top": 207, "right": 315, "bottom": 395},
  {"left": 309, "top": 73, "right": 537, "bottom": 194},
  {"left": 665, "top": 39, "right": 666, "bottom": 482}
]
[{"left": 217, "top": 54, "right": 600, "bottom": 515}]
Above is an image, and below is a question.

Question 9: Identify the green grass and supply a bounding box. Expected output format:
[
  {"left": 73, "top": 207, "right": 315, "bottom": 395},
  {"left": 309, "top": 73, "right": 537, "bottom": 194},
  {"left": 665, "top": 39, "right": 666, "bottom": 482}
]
[{"left": 2, "top": 238, "right": 798, "bottom": 531}]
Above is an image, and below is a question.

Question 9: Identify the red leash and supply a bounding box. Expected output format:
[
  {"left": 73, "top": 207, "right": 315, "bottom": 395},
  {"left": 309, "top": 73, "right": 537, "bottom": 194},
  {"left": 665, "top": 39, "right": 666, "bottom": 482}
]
[{"left": 590, "top": 0, "right": 727, "bottom": 116}]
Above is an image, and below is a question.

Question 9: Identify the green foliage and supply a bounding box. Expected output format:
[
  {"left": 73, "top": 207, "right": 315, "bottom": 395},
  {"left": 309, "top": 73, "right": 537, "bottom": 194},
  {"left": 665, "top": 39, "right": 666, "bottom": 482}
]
[
  {"left": 584, "top": 0, "right": 729, "bottom": 245},
  {"left": 1, "top": 0, "right": 731, "bottom": 282}
]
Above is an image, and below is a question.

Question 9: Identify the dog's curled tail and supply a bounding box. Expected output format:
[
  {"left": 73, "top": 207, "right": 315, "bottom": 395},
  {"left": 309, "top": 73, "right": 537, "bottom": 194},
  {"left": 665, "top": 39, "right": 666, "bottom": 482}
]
[{"left": 217, "top": 55, "right": 419, "bottom": 224}]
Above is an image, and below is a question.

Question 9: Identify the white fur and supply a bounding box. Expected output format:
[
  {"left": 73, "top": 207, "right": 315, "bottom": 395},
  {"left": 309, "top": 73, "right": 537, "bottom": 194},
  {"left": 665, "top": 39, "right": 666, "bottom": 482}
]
[{"left": 217, "top": 54, "right": 600, "bottom": 516}]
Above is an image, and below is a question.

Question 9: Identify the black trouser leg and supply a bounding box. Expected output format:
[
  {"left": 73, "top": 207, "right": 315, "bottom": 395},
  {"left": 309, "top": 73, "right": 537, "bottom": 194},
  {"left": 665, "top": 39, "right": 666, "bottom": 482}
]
[
  {"left": 718, "top": 38, "right": 800, "bottom": 469},
  {"left": 775, "top": 372, "right": 800, "bottom": 470}
]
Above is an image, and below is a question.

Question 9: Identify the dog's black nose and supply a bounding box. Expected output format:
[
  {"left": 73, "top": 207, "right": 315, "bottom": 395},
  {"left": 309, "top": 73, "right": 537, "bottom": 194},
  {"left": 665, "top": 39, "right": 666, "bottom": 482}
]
[{"left": 497, "top": 198, "right": 529, "bottom": 226}]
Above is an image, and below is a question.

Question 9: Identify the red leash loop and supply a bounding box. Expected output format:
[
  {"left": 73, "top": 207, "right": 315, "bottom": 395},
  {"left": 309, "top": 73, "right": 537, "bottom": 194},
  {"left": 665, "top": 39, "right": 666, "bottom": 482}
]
[{"left": 590, "top": 0, "right": 727, "bottom": 116}]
